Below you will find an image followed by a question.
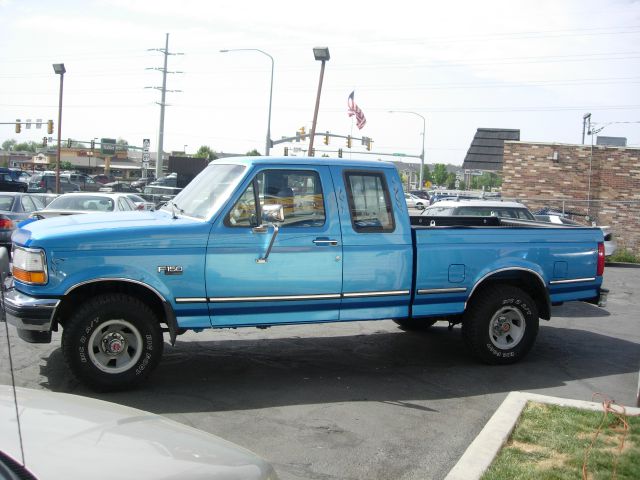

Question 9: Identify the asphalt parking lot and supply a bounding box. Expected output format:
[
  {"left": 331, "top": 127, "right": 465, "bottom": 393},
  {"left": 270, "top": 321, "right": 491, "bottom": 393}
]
[{"left": 2, "top": 265, "right": 639, "bottom": 480}]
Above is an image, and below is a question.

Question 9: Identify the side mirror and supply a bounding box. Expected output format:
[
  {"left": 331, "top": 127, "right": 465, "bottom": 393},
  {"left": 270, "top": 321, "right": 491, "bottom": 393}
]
[{"left": 262, "top": 204, "right": 284, "bottom": 224}]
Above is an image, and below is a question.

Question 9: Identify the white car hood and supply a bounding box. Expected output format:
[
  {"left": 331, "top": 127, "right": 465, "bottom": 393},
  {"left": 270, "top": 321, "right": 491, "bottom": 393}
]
[{"left": 0, "top": 386, "right": 277, "bottom": 480}]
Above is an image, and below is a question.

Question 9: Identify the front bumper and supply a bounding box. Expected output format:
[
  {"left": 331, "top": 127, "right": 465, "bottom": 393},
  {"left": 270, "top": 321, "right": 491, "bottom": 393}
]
[{"left": 2, "top": 287, "right": 59, "bottom": 341}]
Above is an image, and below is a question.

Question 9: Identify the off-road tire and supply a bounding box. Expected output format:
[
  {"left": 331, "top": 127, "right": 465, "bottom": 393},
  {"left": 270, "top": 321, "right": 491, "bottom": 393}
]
[
  {"left": 461, "top": 285, "right": 539, "bottom": 364},
  {"left": 393, "top": 318, "right": 438, "bottom": 331},
  {"left": 62, "top": 293, "right": 163, "bottom": 391}
]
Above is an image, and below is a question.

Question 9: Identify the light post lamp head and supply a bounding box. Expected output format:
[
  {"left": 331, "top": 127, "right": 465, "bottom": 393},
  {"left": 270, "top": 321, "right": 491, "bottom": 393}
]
[
  {"left": 313, "top": 47, "right": 330, "bottom": 61},
  {"left": 52, "top": 63, "right": 66, "bottom": 75}
]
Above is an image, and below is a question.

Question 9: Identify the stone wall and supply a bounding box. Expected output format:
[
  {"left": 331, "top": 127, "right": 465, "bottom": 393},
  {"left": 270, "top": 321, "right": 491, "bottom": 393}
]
[{"left": 502, "top": 141, "right": 640, "bottom": 257}]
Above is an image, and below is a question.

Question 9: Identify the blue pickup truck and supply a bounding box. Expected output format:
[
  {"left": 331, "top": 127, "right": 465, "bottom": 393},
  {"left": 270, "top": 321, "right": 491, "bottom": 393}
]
[{"left": 2, "top": 157, "right": 607, "bottom": 391}]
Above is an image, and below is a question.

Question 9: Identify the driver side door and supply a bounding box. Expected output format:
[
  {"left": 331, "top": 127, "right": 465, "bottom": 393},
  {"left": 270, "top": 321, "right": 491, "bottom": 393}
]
[{"left": 206, "top": 166, "right": 343, "bottom": 326}]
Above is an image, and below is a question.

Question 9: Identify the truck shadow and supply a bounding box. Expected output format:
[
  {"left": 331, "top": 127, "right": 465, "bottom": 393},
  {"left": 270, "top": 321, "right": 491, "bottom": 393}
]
[{"left": 40, "top": 322, "right": 638, "bottom": 415}]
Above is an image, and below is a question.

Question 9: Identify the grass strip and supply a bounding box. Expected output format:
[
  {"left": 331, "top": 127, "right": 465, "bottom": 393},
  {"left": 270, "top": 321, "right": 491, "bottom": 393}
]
[{"left": 482, "top": 401, "right": 640, "bottom": 480}]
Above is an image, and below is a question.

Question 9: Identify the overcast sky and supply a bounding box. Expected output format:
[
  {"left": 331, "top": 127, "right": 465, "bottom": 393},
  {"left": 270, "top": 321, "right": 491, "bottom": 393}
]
[{"left": 1, "top": 0, "right": 639, "bottom": 165}]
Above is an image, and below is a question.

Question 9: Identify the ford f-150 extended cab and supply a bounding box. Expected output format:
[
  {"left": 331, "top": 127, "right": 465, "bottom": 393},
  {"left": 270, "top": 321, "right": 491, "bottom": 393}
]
[{"left": 1, "top": 157, "right": 607, "bottom": 391}]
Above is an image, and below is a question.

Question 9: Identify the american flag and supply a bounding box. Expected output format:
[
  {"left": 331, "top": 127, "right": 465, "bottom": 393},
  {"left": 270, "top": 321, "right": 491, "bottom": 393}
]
[{"left": 347, "top": 91, "right": 366, "bottom": 129}]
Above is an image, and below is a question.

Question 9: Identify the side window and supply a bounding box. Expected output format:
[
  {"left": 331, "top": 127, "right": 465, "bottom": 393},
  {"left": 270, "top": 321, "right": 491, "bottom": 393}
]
[
  {"left": 21, "top": 196, "right": 37, "bottom": 213},
  {"left": 226, "top": 169, "right": 325, "bottom": 228},
  {"left": 118, "top": 198, "right": 132, "bottom": 211},
  {"left": 344, "top": 171, "right": 395, "bottom": 233}
]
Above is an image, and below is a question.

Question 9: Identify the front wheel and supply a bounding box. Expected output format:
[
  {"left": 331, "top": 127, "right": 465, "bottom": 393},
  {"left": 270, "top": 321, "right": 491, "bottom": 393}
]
[
  {"left": 62, "top": 294, "right": 163, "bottom": 391},
  {"left": 461, "top": 285, "right": 539, "bottom": 364}
]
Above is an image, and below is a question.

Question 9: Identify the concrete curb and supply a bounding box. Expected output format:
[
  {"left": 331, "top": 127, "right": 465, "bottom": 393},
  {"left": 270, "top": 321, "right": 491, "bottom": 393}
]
[
  {"left": 605, "top": 261, "right": 640, "bottom": 269},
  {"left": 444, "top": 392, "right": 640, "bottom": 480}
]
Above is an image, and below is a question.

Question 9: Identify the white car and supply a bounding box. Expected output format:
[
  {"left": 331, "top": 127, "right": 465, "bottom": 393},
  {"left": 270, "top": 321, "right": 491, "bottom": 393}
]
[
  {"left": 125, "top": 193, "right": 156, "bottom": 211},
  {"left": 534, "top": 214, "right": 618, "bottom": 257},
  {"left": 30, "top": 192, "right": 139, "bottom": 219},
  {"left": 422, "top": 199, "right": 536, "bottom": 220},
  {"left": 0, "top": 385, "right": 279, "bottom": 480},
  {"left": 404, "top": 193, "right": 426, "bottom": 210}
]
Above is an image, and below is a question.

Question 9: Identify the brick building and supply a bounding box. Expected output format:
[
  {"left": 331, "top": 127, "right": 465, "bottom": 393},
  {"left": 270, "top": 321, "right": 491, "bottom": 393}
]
[{"left": 502, "top": 141, "right": 640, "bottom": 257}]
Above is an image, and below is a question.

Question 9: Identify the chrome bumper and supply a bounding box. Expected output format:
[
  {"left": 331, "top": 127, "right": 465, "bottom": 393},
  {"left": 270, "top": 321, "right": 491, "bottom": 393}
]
[{"left": 2, "top": 287, "right": 59, "bottom": 332}]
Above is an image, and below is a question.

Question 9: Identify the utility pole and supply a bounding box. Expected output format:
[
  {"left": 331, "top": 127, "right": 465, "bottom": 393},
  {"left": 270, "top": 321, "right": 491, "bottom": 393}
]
[{"left": 146, "top": 33, "right": 183, "bottom": 178}]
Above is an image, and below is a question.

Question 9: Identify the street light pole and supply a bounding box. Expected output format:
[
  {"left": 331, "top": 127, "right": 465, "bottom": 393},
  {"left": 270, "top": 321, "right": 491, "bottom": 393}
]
[
  {"left": 220, "top": 48, "right": 274, "bottom": 155},
  {"left": 52, "top": 63, "right": 66, "bottom": 194},
  {"left": 582, "top": 112, "right": 591, "bottom": 144},
  {"left": 308, "top": 47, "right": 330, "bottom": 157},
  {"left": 389, "top": 110, "right": 426, "bottom": 189}
]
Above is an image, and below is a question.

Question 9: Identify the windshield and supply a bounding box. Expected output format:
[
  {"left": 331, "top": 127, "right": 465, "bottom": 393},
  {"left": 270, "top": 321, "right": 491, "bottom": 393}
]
[{"left": 160, "top": 163, "right": 247, "bottom": 219}]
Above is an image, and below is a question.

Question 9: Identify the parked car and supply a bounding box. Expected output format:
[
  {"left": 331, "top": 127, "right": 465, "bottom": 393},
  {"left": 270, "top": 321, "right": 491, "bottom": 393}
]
[
  {"left": 27, "top": 174, "right": 80, "bottom": 193},
  {"left": 404, "top": 192, "right": 426, "bottom": 210},
  {"left": 92, "top": 173, "right": 116, "bottom": 184},
  {"left": 150, "top": 172, "right": 178, "bottom": 187},
  {"left": 0, "top": 167, "right": 30, "bottom": 185},
  {"left": 535, "top": 213, "right": 618, "bottom": 257},
  {"left": 30, "top": 192, "right": 138, "bottom": 219},
  {"left": 130, "top": 175, "right": 155, "bottom": 189},
  {"left": 0, "top": 171, "right": 27, "bottom": 192},
  {"left": 422, "top": 199, "right": 536, "bottom": 220},
  {"left": 0, "top": 193, "right": 46, "bottom": 251},
  {"left": 142, "top": 184, "right": 182, "bottom": 207},
  {"left": 125, "top": 193, "right": 155, "bottom": 210},
  {"left": 61, "top": 172, "right": 101, "bottom": 191},
  {"left": 0, "top": 385, "right": 279, "bottom": 480},
  {"left": 409, "top": 190, "right": 430, "bottom": 200},
  {"left": 99, "top": 181, "right": 137, "bottom": 193}
]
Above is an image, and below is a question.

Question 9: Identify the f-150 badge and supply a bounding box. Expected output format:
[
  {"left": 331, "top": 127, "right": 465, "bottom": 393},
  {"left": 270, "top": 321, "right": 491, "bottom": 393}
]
[{"left": 157, "top": 265, "right": 183, "bottom": 275}]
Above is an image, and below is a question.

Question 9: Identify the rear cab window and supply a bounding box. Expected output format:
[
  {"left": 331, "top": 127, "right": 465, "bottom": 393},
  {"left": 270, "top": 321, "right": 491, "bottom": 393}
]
[{"left": 343, "top": 170, "right": 395, "bottom": 233}]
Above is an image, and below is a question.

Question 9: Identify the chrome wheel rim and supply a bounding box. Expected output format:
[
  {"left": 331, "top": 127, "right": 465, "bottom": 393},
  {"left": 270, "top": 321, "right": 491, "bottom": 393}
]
[
  {"left": 88, "top": 319, "right": 143, "bottom": 374},
  {"left": 488, "top": 306, "right": 526, "bottom": 350}
]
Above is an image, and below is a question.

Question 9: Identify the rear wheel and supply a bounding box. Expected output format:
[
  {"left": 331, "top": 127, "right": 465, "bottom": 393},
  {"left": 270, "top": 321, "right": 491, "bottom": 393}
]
[
  {"left": 393, "top": 318, "right": 438, "bottom": 331},
  {"left": 62, "top": 293, "right": 163, "bottom": 391},
  {"left": 462, "top": 285, "right": 539, "bottom": 364}
]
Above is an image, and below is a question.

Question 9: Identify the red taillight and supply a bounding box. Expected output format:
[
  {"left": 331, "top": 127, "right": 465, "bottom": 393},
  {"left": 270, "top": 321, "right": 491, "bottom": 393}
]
[
  {"left": 39, "top": 180, "right": 45, "bottom": 187},
  {"left": 0, "top": 218, "right": 14, "bottom": 229},
  {"left": 597, "top": 242, "right": 605, "bottom": 276},
  {"left": 136, "top": 204, "right": 144, "bottom": 210}
]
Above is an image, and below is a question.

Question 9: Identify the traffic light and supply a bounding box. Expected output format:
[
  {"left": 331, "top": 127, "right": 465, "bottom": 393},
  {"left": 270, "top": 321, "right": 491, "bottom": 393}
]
[
  {"left": 47, "top": 120, "right": 53, "bottom": 134},
  {"left": 338, "top": 148, "right": 343, "bottom": 158},
  {"left": 67, "top": 138, "right": 72, "bottom": 148},
  {"left": 366, "top": 138, "right": 373, "bottom": 151},
  {"left": 42, "top": 137, "right": 48, "bottom": 147},
  {"left": 323, "top": 132, "right": 329, "bottom": 145},
  {"left": 299, "top": 126, "right": 306, "bottom": 139},
  {"left": 284, "top": 147, "right": 289, "bottom": 156},
  {"left": 346, "top": 135, "right": 352, "bottom": 148},
  {"left": 90, "top": 139, "right": 95, "bottom": 150},
  {"left": 15, "top": 120, "right": 21, "bottom": 134}
]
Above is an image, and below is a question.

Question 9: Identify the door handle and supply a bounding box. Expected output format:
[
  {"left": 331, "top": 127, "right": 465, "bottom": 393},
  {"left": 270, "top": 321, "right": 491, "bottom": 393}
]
[{"left": 313, "top": 238, "right": 338, "bottom": 246}]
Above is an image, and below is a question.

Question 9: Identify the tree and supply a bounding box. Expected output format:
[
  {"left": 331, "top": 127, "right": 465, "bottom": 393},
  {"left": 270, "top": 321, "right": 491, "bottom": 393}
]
[
  {"left": 2, "top": 139, "right": 17, "bottom": 151},
  {"left": 14, "top": 141, "right": 39, "bottom": 153},
  {"left": 421, "top": 164, "right": 432, "bottom": 185},
  {"left": 116, "top": 138, "right": 129, "bottom": 152},
  {"left": 195, "top": 145, "right": 218, "bottom": 160},
  {"left": 446, "top": 172, "right": 457, "bottom": 189},
  {"left": 432, "top": 164, "right": 449, "bottom": 186},
  {"left": 246, "top": 149, "right": 261, "bottom": 156},
  {"left": 61, "top": 161, "right": 74, "bottom": 170}
]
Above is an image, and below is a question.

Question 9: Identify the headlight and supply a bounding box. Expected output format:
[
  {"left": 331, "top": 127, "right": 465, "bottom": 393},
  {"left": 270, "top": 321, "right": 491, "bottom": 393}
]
[{"left": 12, "top": 246, "right": 48, "bottom": 285}]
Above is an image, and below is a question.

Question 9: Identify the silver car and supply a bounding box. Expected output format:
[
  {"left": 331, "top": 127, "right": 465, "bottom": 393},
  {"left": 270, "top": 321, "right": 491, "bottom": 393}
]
[
  {"left": 0, "top": 386, "right": 279, "bottom": 480},
  {"left": 30, "top": 192, "right": 138, "bottom": 219}
]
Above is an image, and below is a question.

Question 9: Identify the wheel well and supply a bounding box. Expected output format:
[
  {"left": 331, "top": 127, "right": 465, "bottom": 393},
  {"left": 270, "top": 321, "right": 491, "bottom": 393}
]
[
  {"left": 54, "top": 280, "right": 168, "bottom": 330},
  {"left": 468, "top": 270, "right": 551, "bottom": 320}
]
